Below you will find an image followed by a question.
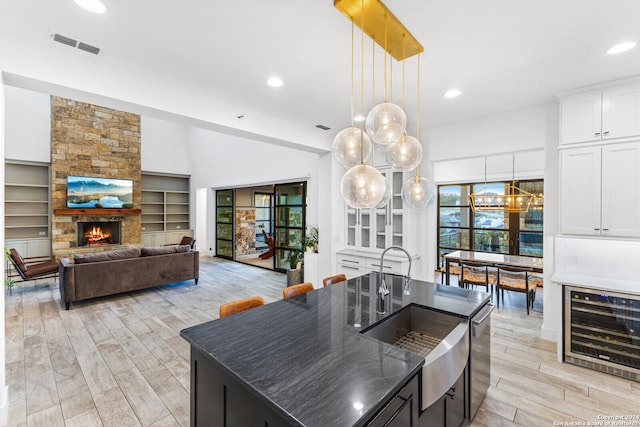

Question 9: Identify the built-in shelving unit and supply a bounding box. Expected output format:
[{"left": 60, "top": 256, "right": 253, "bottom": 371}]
[
  {"left": 4, "top": 161, "right": 52, "bottom": 257},
  {"left": 141, "top": 173, "right": 191, "bottom": 233}
]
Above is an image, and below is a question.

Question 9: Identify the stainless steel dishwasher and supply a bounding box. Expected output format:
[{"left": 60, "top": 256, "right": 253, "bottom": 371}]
[{"left": 468, "top": 303, "right": 494, "bottom": 420}]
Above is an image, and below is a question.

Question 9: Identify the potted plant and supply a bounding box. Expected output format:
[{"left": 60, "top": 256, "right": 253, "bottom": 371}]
[
  {"left": 286, "top": 248, "right": 303, "bottom": 286},
  {"left": 4, "top": 248, "right": 15, "bottom": 296},
  {"left": 304, "top": 225, "right": 319, "bottom": 253}
]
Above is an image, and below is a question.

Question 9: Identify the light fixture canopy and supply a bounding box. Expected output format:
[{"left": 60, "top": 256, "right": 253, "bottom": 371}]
[{"left": 73, "top": 0, "right": 107, "bottom": 14}]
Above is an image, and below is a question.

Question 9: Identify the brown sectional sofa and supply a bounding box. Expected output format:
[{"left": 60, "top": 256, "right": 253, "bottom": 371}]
[{"left": 59, "top": 245, "right": 199, "bottom": 309}]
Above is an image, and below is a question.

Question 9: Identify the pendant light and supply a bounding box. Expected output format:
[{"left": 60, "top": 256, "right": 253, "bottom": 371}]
[
  {"left": 364, "top": 16, "right": 406, "bottom": 146},
  {"left": 340, "top": 1, "right": 386, "bottom": 209},
  {"left": 333, "top": 18, "right": 372, "bottom": 168},
  {"left": 401, "top": 53, "right": 436, "bottom": 209},
  {"left": 385, "top": 38, "right": 423, "bottom": 172}
]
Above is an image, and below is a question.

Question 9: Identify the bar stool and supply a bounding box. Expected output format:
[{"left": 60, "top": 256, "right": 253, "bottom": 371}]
[
  {"left": 283, "top": 282, "right": 314, "bottom": 299},
  {"left": 219, "top": 296, "right": 264, "bottom": 318},
  {"left": 323, "top": 274, "right": 347, "bottom": 287}
]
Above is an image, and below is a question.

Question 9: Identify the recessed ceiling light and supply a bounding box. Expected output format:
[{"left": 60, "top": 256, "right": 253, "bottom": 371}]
[
  {"left": 607, "top": 41, "right": 637, "bottom": 55},
  {"left": 354, "top": 115, "right": 365, "bottom": 122},
  {"left": 267, "top": 77, "right": 284, "bottom": 87},
  {"left": 74, "top": 0, "right": 107, "bottom": 14},
  {"left": 444, "top": 89, "right": 461, "bottom": 98}
]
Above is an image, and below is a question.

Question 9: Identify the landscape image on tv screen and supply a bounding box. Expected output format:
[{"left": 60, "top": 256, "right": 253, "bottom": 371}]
[{"left": 66, "top": 176, "right": 134, "bottom": 208}]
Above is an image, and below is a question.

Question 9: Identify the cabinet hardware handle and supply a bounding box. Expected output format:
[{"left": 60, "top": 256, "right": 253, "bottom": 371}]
[
  {"left": 603, "top": 228, "right": 609, "bottom": 231},
  {"left": 594, "top": 228, "right": 600, "bottom": 231},
  {"left": 595, "top": 132, "right": 601, "bottom": 136},
  {"left": 342, "top": 265, "right": 360, "bottom": 270},
  {"left": 342, "top": 259, "right": 360, "bottom": 264},
  {"left": 603, "top": 131, "right": 610, "bottom": 135}
]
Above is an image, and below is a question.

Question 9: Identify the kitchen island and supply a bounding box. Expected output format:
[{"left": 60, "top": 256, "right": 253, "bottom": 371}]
[{"left": 180, "top": 273, "right": 491, "bottom": 426}]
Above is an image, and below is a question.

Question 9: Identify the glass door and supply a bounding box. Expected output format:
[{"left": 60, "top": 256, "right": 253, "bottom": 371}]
[
  {"left": 216, "top": 189, "right": 234, "bottom": 259},
  {"left": 254, "top": 192, "right": 273, "bottom": 254},
  {"left": 274, "top": 182, "right": 306, "bottom": 272}
]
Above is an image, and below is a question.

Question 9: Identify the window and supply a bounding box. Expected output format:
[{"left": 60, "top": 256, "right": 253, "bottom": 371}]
[{"left": 437, "top": 180, "right": 543, "bottom": 267}]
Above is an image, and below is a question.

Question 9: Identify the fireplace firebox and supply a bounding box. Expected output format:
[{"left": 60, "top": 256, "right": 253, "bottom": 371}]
[{"left": 77, "top": 221, "right": 121, "bottom": 247}]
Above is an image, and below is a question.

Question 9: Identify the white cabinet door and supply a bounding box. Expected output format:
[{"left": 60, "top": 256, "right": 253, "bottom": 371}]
[
  {"left": 601, "top": 142, "right": 640, "bottom": 237},
  {"left": 560, "top": 147, "right": 602, "bottom": 235},
  {"left": 602, "top": 86, "right": 640, "bottom": 141},
  {"left": 560, "top": 93, "right": 602, "bottom": 145}
]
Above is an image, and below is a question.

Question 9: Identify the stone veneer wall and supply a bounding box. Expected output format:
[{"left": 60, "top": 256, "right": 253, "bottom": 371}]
[
  {"left": 50, "top": 96, "right": 142, "bottom": 257},
  {"left": 235, "top": 208, "right": 256, "bottom": 256}
]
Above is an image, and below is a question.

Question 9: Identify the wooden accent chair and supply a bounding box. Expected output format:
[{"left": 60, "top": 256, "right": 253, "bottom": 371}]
[
  {"left": 495, "top": 265, "right": 536, "bottom": 315},
  {"left": 283, "top": 282, "right": 314, "bottom": 299},
  {"left": 323, "top": 274, "right": 347, "bottom": 287},
  {"left": 219, "top": 296, "right": 265, "bottom": 318},
  {"left": 7, "top": 248, "right": 59, "bottom": 286},
  {"left": 259, "top": 230, "right": 275, "bottom": 260}
]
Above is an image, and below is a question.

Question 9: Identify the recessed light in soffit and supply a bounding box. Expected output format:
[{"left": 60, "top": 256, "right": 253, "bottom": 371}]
[{"left": 73, "top": 0, "right": 107, "bottom": 14}]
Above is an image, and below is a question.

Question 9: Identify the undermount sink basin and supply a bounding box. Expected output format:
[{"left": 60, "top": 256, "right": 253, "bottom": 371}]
[{"left": 360, "top": 304, "right": 469, "bottom": 410}]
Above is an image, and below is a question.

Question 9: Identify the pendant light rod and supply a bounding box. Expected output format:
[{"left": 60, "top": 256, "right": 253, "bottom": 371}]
[
  {"left": 416, "top": 53, "right": 421, "bottom": 177},
  {"left": 360, "top": 0, "right": 366, "bottom": 164}
]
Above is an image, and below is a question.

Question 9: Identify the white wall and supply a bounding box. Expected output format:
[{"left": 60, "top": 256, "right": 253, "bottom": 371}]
[
  {"left": 187, "top": 127, "right": 322, "bottom": 255},
  {"left": 141, "top": 116, "right": 189, "bottom": 175},
  {"left": 4, "top": 85, "right": 50, "bottom": 163},
  {"left": 0, "top": 75, "right": 9, "bottom": 426}
]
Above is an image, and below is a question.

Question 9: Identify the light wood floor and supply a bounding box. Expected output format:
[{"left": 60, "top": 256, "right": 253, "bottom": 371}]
[{"left": 4, "top": 257, "right": 639, "bottom": 426}]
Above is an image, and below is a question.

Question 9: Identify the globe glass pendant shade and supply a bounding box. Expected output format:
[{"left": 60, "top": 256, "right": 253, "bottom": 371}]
[
  {"left": 332, "top": 127, "right": 372, "bottom": 168},
  {"left": 365, "top": 102, "right": 406, "bottom": 145},
  {"left": 385, "top": 134, "right": 423, "bottom": 172},
  {"left": 376, "top": 181, "right": 392, "bottom": 208},
  {"left": 401, "top": 176, "right": 436, "bottom": 209},
  {"left": 341, "top": 164, "right": 387, "bottom": 208}
]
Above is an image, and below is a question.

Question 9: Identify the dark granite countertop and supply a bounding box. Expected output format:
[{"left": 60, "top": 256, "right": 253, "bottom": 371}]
[{"left": 180, "top": 273, "right": 490, "bottom": 427}]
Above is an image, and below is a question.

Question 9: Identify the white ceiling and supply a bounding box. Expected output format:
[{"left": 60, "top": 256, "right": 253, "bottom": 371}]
[{"left": 2, "top": 0, "right": 640, "bottom": 142}]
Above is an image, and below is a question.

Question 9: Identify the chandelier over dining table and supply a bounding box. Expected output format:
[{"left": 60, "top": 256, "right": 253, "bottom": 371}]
[{"left": 333, "top": 0, "right": 436, "bottom": 209}]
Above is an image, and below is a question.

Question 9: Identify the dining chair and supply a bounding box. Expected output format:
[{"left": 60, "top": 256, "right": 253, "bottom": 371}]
[
  {"left": 283, "top": 282, "right": 314, "bottom": 299},
  {"left": 219, "top": 296, "right": 264, "bottom": 318},
  {"left": 495, "top": 265, "right": 536, "bottom": 315},
  {"left": 323, "top": 274, "right": 347, "bottom": 287},
  {"left": 460, "top": 261, "right": 495, "bottom": 294}
]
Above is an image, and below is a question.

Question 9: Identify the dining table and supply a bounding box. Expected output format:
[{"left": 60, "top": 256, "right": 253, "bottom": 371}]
[{"left": 443, "top": 250, "right": 543, "bottom": 285}]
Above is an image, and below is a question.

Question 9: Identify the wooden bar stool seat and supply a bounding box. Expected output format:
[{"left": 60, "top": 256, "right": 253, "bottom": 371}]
[{"left": 219, "top": 296, "right": 264, "bottom": 318}]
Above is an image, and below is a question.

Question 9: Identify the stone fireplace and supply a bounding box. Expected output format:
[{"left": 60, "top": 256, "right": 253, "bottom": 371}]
[
  {"left": 50, "top": 96, "right": 142, "bottom": 258},
  {"left": 77, "top": 221, "right": 121, "bottom": 247}
]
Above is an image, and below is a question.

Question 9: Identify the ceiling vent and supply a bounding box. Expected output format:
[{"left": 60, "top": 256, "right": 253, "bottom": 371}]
[
  {"left": 78, "top": 42, "right": 100, "bottom": 55},
  {"left": 315, "top": 124, "right": 331, "bottom": 131},
  {"left": 53, "top": 33, "right": 77, "bottom": 48},
  {"left": 52, "top": 33, "right": 100, "bottom": 55}
]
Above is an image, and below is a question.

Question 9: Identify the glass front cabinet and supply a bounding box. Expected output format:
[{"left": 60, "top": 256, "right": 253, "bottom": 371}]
[{"left": 345, "top": 169, "right": 408, "bottom": 251}]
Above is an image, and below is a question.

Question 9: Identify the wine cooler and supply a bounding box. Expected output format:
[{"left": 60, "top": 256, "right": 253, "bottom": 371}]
[{"left": 564, "top": 286, "right": 640, "bottom": 381}]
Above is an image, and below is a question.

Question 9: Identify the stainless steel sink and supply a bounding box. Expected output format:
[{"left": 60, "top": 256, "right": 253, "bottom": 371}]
[{"left": 361, "top": 304, "right": 469, "bottom": 410}]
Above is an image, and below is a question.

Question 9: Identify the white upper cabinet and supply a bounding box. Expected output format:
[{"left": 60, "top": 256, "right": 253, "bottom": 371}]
[
  {"left": 560, "top": 141, "right": 640, "bottom": 237},
  {"left": 560, "top": 84, "right": 640, "bottom": 145}
]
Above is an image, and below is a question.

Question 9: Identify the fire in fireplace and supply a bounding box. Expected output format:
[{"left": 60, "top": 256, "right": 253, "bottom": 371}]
[{"left": 77, "top": 221, "right": 121, "bottom": 247}]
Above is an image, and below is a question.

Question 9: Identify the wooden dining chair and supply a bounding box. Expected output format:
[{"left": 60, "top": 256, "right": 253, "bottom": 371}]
[
  {"left": 283, "top": 282, "right": 314, "bottom": 299},
  {"left": 323, "top": 274, "right": 347, "bottom": 287},
  {"left": 495, "top": 265, "right": 536, "bottom": 315},
  {"left": 460, "top": 261, "right": 494, "bottom": 294},
  {"left": 219, "top": 296, "right": 264, "bottom": 318}
]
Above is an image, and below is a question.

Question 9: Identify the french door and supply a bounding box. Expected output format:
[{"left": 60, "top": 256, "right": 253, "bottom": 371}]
[
  {"left": 215, "top": 189, "right": 234, "bottom": 259},
  {"left": 274, "top": 182, "right": 307, "bottom": 272}
]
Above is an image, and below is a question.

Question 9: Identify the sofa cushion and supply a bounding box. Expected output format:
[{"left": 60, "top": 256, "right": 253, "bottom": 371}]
[
  {"left": 140, "top": 244, "right": 190, "bottom": 257},
  {"left": 74, "top": 247, "right": 140, "bottom": 264}
]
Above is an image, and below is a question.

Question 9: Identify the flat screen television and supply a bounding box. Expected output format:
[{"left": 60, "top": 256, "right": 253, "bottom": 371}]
[{"left": 66, "top": 176, "right": 134, "bottom": 209}]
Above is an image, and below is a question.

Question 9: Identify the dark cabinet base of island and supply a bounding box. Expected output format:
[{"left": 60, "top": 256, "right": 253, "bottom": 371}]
[
  {"left": 418, "top": 370, "right": 465, "bottom": 427},
  {"left": 190, "top": 346, "right": 422, "bottom": 427}
]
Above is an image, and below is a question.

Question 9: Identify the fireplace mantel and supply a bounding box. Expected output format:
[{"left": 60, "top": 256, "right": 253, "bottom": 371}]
[{"left": 54, "top": 208, "right": 142, "bottom": 215}]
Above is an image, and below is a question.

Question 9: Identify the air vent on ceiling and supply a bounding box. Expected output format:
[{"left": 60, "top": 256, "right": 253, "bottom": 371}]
[
  {"left": 52, "top": 33, "right": 101, "bottom": 55},
  {"left": 315, "top": 124, "right": 331, "bottom": 131},
  {"left": 78, "top": 42, "right": 100, "bottom": 55},
  {"left": 53, "top": 33, "right": 77, "bottom": 48}
]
